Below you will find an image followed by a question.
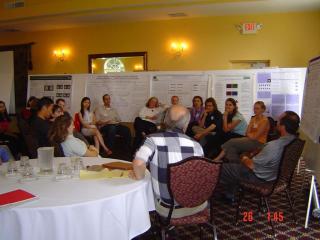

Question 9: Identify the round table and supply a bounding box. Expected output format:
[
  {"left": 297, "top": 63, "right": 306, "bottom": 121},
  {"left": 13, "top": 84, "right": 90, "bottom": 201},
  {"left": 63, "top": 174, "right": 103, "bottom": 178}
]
[{"left": 0, "top": 157, "right": 155, "bottom": 240}]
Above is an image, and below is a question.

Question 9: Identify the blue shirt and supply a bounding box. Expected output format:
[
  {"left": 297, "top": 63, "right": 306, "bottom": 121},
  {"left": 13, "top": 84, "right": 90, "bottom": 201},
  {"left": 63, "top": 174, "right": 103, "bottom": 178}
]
[
  {"left": 232, "top": 112, "right": 247, "bottom": 136},
  {"left": 253, "top": 134, "right": 296, "bottom": 181}
]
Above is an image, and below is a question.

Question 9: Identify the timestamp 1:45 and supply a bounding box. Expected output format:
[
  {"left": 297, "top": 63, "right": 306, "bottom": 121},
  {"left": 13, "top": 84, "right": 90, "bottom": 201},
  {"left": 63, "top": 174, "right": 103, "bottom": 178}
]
[{"left": 243, "top": 211, "right": 284, "bottom": 222}]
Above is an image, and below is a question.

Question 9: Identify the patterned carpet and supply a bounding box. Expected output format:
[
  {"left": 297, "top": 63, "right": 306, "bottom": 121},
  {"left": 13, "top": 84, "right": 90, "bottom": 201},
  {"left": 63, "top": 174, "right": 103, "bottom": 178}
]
[{"left": 135, "top": 160, "right": 320, "bottom": 240}]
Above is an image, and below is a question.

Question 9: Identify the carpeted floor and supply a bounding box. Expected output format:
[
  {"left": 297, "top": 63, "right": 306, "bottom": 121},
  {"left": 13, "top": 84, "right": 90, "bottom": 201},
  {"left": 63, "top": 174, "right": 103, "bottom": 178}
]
[{"left": 135, "top": 160, "right": 320, "bottom": 240}]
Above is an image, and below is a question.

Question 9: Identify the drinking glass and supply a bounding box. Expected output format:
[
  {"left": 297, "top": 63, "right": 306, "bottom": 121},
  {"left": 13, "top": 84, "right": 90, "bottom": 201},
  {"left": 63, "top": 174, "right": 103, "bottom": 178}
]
[{"left": 37, "top": 147, "right": 54, "bottom": 174}]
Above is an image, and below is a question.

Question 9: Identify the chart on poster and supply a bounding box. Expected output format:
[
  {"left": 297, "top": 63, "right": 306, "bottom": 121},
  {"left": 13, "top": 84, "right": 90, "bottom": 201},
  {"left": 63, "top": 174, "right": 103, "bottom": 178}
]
[
  {"left": 28, "top": 75, "right": 73, "bottom": 111},
  {"left": 86, "top": 73, "right": 150, "bottom": 122},
  {"left": 255, "top": 68, "right": 306, "bottom": 119},
  {"left": 211, "top": 71, "right": 255, "bottom": 122},
  {"left": 150, "top": 72, "right": 208, "bottom": 108}
]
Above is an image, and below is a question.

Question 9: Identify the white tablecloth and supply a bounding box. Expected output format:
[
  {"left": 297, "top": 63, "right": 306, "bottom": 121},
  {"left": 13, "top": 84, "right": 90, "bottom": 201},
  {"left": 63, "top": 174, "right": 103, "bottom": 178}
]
[{"left": 0, "top": 157, "right": 155, "bottom": 240}]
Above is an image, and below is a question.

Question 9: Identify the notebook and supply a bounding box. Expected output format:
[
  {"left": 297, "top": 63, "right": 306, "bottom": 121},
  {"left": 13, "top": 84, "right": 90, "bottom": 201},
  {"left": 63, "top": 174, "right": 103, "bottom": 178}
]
[
  {"left": 0, "top": 189, "right": 37, "bottom": 209},
  {"left": 102, "top": 162, "right": 133, "bottom": 170}
]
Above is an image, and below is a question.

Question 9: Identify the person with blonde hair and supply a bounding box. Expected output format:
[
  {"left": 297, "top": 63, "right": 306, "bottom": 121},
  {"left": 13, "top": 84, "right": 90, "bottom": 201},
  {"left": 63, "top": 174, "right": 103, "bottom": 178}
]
[
  {"left": 214, "top": 101, "right": 270, "bottom": 162},
  {"left": 133, "top": 97, "right": 164, "bottom": 150}
]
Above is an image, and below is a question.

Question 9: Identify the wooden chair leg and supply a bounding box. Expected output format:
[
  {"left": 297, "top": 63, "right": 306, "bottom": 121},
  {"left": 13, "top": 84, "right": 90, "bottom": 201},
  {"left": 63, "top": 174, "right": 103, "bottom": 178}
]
[
  {"left": 263, "top": 198, "right": 276, "bottom": 237},
  {"left": 199, "top": 224, "right": 203, "bottom": 240},
  {"left": 235, "top": 189, "right": 244, "bottom": 225},
  {"left": 286, "top": 189, "right": 297, "bottom": 224}
]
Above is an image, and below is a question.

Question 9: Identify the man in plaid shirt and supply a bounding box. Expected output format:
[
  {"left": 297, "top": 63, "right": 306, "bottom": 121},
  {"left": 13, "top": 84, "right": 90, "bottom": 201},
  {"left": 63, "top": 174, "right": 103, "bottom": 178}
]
[{"left": 131, "top": 105, "right": 207, "bottom": 218}]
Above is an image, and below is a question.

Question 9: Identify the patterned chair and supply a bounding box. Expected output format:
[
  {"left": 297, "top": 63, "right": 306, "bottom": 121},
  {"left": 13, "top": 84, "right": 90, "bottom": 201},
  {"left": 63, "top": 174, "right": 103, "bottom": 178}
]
[
  {"left": 157, "top": 156, "right": 222, "bottom": 240},
  {"left": 235, "top": 138, "right": 305, "bottom": 237}
]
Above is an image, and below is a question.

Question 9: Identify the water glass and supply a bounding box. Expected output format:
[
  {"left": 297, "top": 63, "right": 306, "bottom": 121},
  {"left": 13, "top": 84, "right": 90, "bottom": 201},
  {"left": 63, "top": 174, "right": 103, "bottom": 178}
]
[
  {"left": 6, "top": 160, "right": 18, "bottom": 176},
  {"left": 55, "top": 163, "right": 72, "bottom": 181},
  {"left": 37, "top": 147, "right": 54, "bottom": 174},
  {"left": 20, "top": 156, "right": 30, "bottom": 168}
]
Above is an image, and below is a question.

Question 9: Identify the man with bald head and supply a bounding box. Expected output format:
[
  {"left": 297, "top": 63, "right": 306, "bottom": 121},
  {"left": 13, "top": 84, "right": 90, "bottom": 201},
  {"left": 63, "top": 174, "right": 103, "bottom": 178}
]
[{"left": 131, "top": 105, "right": 206, "bottom": 218}]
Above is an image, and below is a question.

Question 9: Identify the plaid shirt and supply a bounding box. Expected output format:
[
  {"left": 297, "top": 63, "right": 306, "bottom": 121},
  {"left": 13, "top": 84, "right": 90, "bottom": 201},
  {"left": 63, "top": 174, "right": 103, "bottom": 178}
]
[{"left": 135, "top": 129, "right": 204, "bottom": 204}]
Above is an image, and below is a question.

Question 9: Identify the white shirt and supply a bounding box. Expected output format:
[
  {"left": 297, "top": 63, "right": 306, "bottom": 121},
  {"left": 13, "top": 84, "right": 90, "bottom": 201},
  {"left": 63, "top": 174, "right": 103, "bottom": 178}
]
[
  {"left": 95, "top": 105, "right": 121, "bottom": 123},
  {"left": 61, "top": 134, "right": 87, "bottom": 157},
  {"left": 139, "top": 106, "right": 163, "bottom": 124}
]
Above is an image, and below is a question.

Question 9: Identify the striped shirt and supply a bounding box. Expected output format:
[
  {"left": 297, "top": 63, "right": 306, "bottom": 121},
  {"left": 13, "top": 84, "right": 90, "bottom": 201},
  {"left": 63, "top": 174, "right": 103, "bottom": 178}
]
[{"left": 135, "top": 129, "right": 204, "bottom": 203}]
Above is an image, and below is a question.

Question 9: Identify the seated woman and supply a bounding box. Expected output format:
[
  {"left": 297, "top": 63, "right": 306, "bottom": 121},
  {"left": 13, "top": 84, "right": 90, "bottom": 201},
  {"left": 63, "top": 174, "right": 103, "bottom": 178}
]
[
  {"left": 222, "top": 98, "right": 247, "bottom": 140},
  {"left": 48, "top": 114, "right": 99, "bottom": 157},
  {"left": 50, "top": 104, "right": 64, "bottom": 122},
  {"left": 20, "top": 96, "right": 38, "bottom": 122},
  {"left": 186, "top": 96, "right": 205, "bottom": 137},
  {"left": 133, "top": 97, "right": 164, "bottom": 150},
  {"left": 78, "top": 97, "right": 112, "bottom": 155},
  {"left": 0, "top": 101, "right": 20, "bottom": 159},
  {"left": 214, "top": 101, "right": 270, "bottom": 163}
]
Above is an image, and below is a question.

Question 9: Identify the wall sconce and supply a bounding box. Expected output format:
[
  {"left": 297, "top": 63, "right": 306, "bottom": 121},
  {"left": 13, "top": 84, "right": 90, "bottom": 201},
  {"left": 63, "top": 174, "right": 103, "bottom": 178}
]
[
  {"left": 170, "top": 41, "right": 188, "bottom": 57},
  {"left": 53, "top": 48, "right": 70, "bottom": 62},
  {"left": 134, "top": 64, "right": 143, "bottom": 71}
]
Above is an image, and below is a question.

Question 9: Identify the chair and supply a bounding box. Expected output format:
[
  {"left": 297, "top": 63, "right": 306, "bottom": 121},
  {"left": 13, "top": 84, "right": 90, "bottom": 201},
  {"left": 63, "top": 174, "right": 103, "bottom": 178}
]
[
  {"left": 74, "top": 113, "right": 81, "bottom": 132},
  {"left": 17, "top": 117, "right": 39, "bottom": 158},
  {"left": 235, "top": 138, "right": 305, "bottom": 237},
  {"left": 267, "top": 116, "right": 279, "bottom": 142},
  {"left": 157, "top": 156, "right": 222, "bottom": 240}
]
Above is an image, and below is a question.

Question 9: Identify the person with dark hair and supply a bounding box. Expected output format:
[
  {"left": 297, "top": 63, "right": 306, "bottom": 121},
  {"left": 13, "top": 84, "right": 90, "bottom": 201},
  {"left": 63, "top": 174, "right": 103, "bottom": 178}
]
[
  {"left": 48, "top": 114, "right": 99, "bottom": 157},
  {"left": 218, "top": 110, "right": 300, "bottom": 200},
  {"left": 171, "top": 95, "right": 180, "bottom": 105},
  {"left": 222, "top": 98, "right": 247, "bottom": 140},
  {"left": 55, "top": 98, "right": 66, "bottom": 112},
  {"left": 0, "top": 101, "right": 20, "bottom": 159},
  {"left": 50, "top": 104, "right": 64, "bottom": 122},
  {"left": 20, "top": 96, "right": 38, "bottom": 121},
  {"left": 78, "top": 97, "right": 112, "bottom": 155},
  {"left": 186, "top": 96, "right": 205, "bottom": 137},
  {"left": 214, "top": 101, "right": 270, "bottom": 163},
  {"left": 131, "top": 105, "right": 205, "bottom": 218},
  {"left": 30, "top": 97, "right": 54, "bottom": 147},
  {"left": 95, "top": 94, "right": 131, "bottom": 151}
]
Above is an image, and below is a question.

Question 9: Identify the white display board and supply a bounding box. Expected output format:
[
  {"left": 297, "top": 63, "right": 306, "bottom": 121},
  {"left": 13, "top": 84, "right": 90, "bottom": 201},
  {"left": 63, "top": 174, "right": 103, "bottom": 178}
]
[
  {"left": 255, "top": 68, "right": 306, "bottom": 119},
  {"left": 301, "top": 56, "right": 320, "bottom": 144},
  {"left": 28, "top": 75, "right": 73, "bottom": 112},
  {"left": 211, "top": 70, "right": 255, "bottom": 122},
  {"left": 86, "top": 73, "right": 150, "bottom": 122},
  {"left": 0, "top": 51, "right": 15, "bottom": 113},
  {"left": 150, "top": 72, "right": 208, "bottom": 108}
]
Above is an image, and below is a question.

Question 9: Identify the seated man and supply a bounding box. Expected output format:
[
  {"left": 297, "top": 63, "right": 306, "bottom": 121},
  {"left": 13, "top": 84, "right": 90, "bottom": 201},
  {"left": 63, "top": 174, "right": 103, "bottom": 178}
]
[
  {"left": 30, "top": 97, "right": 54, "bottom": 147},
  {"left": 95, "top": 94, "right": 131, "bottom": 151},
  {"left": 218, "top": 111, "right": 300, "bottom": 198},
  {"left": 130, "top": 105, "right": 206, "bottom": 218}
]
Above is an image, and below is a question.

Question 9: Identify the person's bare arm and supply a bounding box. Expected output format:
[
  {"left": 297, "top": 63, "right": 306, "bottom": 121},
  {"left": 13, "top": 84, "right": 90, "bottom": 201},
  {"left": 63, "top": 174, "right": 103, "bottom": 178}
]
[
  {"left": 240, "top": 155, "right": 254, "bottom": 170},
  {"left": 78, "top": 113, "right": 92, "bottom": 129},
  {"left": 130, "top": 159, "right": 147, "bottom": 180},
  {"left": 223, "top": 113, "right": 241, "bottom": 132},
  {"left": 247, "top": 118, "right": 270, "bottom": 141},
  {"left": 194, "top": 123, "right": 216, "bottom": 140},
  {"left": 83, "top": 145, "right": 99, "bottom": 157}
]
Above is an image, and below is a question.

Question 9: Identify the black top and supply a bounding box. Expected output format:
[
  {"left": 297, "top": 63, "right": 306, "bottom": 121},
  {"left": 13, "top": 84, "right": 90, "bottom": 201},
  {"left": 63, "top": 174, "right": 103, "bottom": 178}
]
[
  {"left": 204, "top": 110, "right": 223, "bottom": 134},
  {"left": 31, "top": 116, "right": 52, "bottom": 147}
]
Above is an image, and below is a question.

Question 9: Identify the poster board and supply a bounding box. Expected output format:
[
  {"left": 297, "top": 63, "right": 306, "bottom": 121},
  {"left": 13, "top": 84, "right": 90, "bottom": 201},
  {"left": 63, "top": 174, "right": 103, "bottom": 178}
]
[
  {"left": 86, "top": 73, "right": 150, "bottom": 122},
  {"left": 211, "top": 70, "right": 255, "bottom": 122},
  {"left": 0, "top": 51, "right": 15, "bottom": 113},
  {"left": 28, "top": 75, "right": 73, "bottom": 112},
  {"left": 150, "top": 72, "right": 208, "bottom": 108},
  {"left": 301, "top": 56, "right": 320, "bottom": 144}
]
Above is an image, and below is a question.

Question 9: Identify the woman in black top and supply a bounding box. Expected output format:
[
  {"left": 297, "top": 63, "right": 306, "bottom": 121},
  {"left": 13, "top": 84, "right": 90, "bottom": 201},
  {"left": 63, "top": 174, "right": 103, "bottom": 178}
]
[{"left": 194, "top": 98, "right": 222, "bottom": 157}]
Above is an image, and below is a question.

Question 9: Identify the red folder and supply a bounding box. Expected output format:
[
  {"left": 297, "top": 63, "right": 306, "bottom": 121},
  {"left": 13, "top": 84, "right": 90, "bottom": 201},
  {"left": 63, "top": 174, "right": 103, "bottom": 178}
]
[{"left": 0, "top": 189, "right": 37, "bottom": 208}]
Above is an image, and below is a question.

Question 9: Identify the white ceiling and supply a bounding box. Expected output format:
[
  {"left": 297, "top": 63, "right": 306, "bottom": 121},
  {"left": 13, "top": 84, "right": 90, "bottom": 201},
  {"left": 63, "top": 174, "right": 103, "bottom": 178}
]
[{"left": 1, "top": 0, "right": 320, "bottom": 32}]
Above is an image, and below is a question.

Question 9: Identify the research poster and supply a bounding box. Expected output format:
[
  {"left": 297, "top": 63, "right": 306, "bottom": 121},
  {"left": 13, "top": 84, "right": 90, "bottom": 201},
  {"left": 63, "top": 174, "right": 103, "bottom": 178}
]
[
  {"left": 211, "top": 71, "right": 255, "bottom": 122},
  {"left": 301, "top": 58, "right": 320, "bottom": 143},
  {"left": 256, "top": 68, "right": 306, "bottom": 119},
  {"left": 29, "top": 75, "right": 73, "bottom": 111},
  {"left": 151, "top": 73, "right": 208, "bottom": 108},
  {"left": 86, "top": 73, "right": 150, "bottom": 122}
]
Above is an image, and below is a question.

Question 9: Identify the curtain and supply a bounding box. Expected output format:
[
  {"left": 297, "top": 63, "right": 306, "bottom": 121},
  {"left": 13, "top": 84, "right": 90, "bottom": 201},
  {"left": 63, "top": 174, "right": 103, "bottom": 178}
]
[{"left": 0, "top": 42, "right": 34, "bottom": 111}]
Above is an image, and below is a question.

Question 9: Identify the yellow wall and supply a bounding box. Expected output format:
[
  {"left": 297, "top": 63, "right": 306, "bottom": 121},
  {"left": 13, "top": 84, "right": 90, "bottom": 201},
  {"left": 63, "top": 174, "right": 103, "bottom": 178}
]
[{"left": 0, "top": 10, "right": 319, "bottom": 74}]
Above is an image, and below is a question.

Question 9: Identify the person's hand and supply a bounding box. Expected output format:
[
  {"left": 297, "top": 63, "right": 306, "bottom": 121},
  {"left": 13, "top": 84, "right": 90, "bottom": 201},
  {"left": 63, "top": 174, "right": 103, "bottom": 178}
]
[
  {"left": 194, "top": 133, "right": 202, "bottom": 140},
  {"left": 88, "top": 145, "right": 98, "bottom": 152},
  {"left": 223, "top": 111, "right": 228, "bottom": 116},
  {"left": 128, "top": 170, "right": 137, "bottom": 180}
]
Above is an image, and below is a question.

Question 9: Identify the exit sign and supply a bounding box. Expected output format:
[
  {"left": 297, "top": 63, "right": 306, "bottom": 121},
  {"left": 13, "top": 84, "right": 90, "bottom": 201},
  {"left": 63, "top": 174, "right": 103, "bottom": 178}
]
[{"left": 239, "top": 22, "right": 263, "bottom": 34}]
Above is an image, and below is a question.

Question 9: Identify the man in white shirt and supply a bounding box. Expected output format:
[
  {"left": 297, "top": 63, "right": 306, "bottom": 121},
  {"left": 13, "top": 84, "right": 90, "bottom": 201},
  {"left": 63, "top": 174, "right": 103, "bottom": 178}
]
[{"left": 95, "top": 94, "right": 131, "bottom": 151}]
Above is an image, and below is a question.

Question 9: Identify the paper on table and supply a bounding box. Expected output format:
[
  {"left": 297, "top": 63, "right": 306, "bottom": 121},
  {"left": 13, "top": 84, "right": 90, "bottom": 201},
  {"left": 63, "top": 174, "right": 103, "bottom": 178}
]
[{"left": 80, "top": 168, "right": 129, "bottom": 180}]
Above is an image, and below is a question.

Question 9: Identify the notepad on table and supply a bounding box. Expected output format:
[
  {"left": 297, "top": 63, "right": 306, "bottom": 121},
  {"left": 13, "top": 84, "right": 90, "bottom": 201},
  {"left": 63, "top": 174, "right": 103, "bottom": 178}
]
[
  {"left": 0, "top": 189, "right": 37, "bottom": 209},
  {"left": 80, "top": 168, "right": 129, "bottom": 180}
]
